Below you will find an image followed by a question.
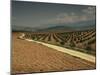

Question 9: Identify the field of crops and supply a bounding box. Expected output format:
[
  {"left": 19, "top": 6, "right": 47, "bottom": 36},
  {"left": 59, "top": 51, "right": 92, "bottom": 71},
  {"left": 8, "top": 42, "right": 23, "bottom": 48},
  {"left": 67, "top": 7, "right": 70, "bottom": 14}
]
[
  {"left": 12, "top": 32, "right": 96, "bottom": 74},
  {"left": 23, "top": 29, "right": 96, "bottom": 55}
]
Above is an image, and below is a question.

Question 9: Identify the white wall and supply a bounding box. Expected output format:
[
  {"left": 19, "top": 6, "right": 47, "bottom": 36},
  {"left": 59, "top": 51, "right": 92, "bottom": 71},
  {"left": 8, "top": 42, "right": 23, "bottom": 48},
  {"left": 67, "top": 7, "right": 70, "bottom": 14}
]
[{"left": 0, "top": 0, "right": 99, "bottom": 75}]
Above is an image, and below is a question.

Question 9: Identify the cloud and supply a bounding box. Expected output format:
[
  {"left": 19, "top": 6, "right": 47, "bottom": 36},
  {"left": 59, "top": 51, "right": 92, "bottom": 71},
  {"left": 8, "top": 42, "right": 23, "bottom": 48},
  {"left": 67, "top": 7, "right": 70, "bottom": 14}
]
[
  {"left": 45, "top": 6, "right": 96, "bottom": 25},
  {"left": 82, "top": 7, "right": 96, "bottom": 20},
  {"left": 56, "top": 12, "right": 80, "bottom": 23},
  {"left": 82, "top": 7, "right": 95, "bottom": 14}
]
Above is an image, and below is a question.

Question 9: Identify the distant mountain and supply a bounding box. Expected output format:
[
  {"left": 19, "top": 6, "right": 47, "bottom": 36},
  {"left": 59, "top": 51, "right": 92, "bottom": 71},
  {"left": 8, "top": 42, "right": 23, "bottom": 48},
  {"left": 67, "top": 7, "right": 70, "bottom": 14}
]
[
  {"left": 12, "top": 20, "right": 96, "bottom": 32},
  {"left": 37, "top": 26, "right": 73, "bottom": 32},
  {"left": 12, "top": 25, "right": 39, "bottom": 32},
  {"left": 37, "top": 20, "right": 95, "bottom": 32},
  {"left": 68, "top": 20, "right": 96, "bottom": 29}
]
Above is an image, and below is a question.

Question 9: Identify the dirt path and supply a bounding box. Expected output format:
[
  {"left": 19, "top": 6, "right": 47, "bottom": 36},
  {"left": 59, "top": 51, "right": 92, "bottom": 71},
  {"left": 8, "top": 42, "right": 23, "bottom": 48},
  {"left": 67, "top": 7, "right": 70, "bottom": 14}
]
[
  {"left": 25, "top": 39, "right": 95, "bottom": 63},
  {"left": 12, "top": 32, "right": 96, "bottom": 74},
  {"left": 22, "top": 33, "right": 95, "bottom": 63}
]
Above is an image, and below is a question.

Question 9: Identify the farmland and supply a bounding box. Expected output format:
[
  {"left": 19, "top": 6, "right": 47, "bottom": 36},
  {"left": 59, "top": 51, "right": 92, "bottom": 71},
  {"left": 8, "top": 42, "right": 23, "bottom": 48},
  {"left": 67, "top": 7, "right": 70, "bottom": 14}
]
[
  {"left": 12, "top": 32, "right": 96, "bottom": 74},
  {"left": 23, "top": 29, "right": 96, "bottom": 55}
]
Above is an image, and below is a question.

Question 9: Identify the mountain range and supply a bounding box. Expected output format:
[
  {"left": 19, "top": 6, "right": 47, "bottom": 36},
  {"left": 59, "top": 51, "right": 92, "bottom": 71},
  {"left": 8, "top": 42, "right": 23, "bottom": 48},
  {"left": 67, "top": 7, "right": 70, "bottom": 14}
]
[{"left": 12, "top": 20, "right": 96, "bottom": 32}]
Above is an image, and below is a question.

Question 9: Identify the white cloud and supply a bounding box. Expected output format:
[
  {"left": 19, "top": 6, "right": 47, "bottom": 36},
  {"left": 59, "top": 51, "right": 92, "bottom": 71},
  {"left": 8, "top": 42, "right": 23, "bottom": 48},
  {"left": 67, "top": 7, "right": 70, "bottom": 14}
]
[
  {"left": 82, "top": 7, "right": 95, "bottom": 14},
  {"left": 45, "top": 6, "right": 96, "bottom": 25}
]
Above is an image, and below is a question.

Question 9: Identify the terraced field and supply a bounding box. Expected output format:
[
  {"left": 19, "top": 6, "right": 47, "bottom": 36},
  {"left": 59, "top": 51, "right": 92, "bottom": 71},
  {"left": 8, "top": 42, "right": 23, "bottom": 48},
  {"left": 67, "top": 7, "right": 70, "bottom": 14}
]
[{"left": 12, "top": 32, "right": 96, "bottom": 74}]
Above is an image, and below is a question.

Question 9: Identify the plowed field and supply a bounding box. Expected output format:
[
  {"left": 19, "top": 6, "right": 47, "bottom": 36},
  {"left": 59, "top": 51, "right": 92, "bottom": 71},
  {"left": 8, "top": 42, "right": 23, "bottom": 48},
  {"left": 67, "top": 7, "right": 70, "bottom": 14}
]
[{"left": 12, "top": 32, "right": 96, "bottom": 74}]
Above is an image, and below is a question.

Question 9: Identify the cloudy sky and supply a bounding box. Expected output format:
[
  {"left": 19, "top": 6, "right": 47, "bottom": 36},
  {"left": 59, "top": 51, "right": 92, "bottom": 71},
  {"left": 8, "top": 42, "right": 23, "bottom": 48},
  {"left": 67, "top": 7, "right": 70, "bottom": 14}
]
[{"left": 11, "top": 0, "right": 96, "bottom": 28}]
